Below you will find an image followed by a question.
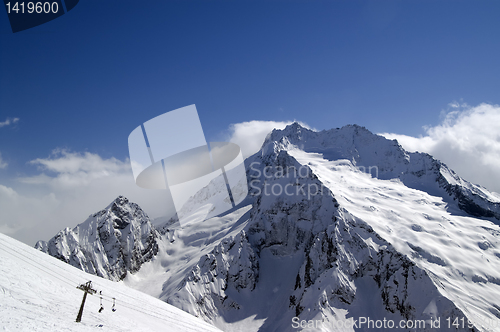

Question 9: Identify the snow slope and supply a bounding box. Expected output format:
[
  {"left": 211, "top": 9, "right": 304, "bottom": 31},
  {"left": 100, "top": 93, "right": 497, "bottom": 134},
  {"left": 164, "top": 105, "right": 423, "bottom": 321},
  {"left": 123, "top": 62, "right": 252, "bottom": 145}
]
[{"left": 0, "top": 232, "right": 222, "bottom": 332}]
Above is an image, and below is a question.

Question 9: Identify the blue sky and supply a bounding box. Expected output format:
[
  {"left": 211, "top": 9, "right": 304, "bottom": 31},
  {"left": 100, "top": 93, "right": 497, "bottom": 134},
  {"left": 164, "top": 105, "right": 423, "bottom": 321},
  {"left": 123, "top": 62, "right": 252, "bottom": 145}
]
[{"left": 1, "top": 0, "right": 500, "bottom": 244}]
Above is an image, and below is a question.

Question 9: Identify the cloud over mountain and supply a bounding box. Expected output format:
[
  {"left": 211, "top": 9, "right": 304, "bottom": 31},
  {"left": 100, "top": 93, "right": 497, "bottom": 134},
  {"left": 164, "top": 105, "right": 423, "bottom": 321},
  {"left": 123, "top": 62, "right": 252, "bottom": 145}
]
[
  {"left": 380, "top": 103, "right": 500, "bottom": 194},
  {"left": 1, "top": 150, "right": 172, "bottom": 246}
]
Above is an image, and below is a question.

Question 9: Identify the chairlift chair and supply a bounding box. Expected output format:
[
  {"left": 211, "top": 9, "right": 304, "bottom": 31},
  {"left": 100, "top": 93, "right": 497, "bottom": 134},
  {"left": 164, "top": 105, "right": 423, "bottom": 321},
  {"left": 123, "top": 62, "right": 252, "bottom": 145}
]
[{"left": 98, "top": 291, "right": 104, "bottom": 313}]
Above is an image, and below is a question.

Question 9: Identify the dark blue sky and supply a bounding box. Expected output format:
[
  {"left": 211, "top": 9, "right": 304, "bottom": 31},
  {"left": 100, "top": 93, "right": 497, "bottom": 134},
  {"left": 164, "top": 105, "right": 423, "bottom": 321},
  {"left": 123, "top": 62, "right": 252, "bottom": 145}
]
[{"left": 1, "top": 0, "right": 499, "bottom": 180}]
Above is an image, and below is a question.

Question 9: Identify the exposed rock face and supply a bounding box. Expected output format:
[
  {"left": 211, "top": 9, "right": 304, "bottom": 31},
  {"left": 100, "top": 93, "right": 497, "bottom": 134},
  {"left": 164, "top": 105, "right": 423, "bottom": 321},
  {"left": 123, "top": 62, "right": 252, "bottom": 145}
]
[
  {"left": 35, "top": 196, "right": 160, "bottom": 281},
  {"left": 167, "top": 230, "right": 259, "bottom": 320}
]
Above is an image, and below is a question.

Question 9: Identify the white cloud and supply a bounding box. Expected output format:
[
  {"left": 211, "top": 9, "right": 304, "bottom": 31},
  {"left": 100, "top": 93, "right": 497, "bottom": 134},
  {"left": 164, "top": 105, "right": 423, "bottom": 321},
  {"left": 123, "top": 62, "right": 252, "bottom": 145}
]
[
  {"left": 380, "top": 103, "right": 500, "bottom": 194},
  {"left": 25, "top": 149, "right": 131, "bottom": 188},
  {"left": 0, "top": 184, "right": 59, "bottom": 235},
  {"left": 0, "top": 152, "right": 7, "bottom": 169},
  {"left": 226, "top": 120, "right": 312, "bottom": 158},
  {"left": 0, "top": 117, "right": 19, "bottom": 128},
  {"left": 2, "top": 150, "right": 175, "bottom": 246}
]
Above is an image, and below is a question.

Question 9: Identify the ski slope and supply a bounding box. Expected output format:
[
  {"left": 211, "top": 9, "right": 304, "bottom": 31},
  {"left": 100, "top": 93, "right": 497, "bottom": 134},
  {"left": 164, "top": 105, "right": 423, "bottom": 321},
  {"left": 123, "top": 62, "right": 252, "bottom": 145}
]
[{"left": 0, "top": 232, "right": 222, "bottom": 332}]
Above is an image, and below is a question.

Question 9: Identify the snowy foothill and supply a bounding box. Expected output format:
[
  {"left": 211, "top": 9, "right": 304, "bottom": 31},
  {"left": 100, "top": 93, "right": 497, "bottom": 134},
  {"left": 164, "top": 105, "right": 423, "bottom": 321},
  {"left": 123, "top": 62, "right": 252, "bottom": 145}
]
[{"left": 0, "top": 232, "right": 222, "bottom": 332}]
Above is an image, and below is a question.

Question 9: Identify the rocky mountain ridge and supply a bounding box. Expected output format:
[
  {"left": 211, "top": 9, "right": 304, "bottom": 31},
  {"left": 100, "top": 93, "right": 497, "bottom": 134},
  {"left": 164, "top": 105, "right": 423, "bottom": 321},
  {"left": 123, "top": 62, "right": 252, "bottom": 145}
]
[{"left": 36, "top": 195, "right": 160, "bottom": 281}]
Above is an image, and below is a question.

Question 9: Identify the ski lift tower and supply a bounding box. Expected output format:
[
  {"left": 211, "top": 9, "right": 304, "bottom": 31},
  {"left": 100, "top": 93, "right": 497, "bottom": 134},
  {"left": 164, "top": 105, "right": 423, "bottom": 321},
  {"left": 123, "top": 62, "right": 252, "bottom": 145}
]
[{"left": 76, "top": 281, "right": 97, "bottom": 323}]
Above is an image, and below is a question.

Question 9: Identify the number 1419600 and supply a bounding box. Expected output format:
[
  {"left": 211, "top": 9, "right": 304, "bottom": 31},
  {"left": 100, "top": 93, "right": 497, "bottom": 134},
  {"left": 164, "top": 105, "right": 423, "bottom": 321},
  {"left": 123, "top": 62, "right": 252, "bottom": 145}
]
[{"left": 5, "top": 2, "right": 59, "bottom": 14}]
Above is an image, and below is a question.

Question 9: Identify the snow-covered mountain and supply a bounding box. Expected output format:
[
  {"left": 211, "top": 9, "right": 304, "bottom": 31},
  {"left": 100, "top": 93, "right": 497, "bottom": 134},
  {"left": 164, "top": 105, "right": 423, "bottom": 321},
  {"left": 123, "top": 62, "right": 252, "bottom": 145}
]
[
  {"left": 0, "top": 232, "right": 222, "bottom": 332},
  {"left": 36, "top": 123, "right": 500, "bottom": 332},
  {"left": 261, "top": 123, "right": 500, "bottom": 221},
  {"left": 35, "top": 196, "right": 160, "bottom": 281}
]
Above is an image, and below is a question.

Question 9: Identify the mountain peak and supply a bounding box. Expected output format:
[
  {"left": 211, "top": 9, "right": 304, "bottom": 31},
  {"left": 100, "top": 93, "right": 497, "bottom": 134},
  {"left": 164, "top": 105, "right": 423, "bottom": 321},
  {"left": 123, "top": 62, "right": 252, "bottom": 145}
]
[
  {"left": 264, "top": 122, "right": 310, "bottom": 145},
  {"left": 36, "top": 196, "right": 160, "bottom": 280},
  {"left": 105, "top": 195, "right": 132, "bottom": 213},
  {"left": 261, "top": 122, "right": 403, "bottom": 165},
  {"left": 113, "top": 195, "right": 129, "bottom": 205},
  {"left": 258, "top": 122, "right": 500, "bottom": 220},
  {"left": 266, "top": 123, "right": 382, "bottom": 148}
]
